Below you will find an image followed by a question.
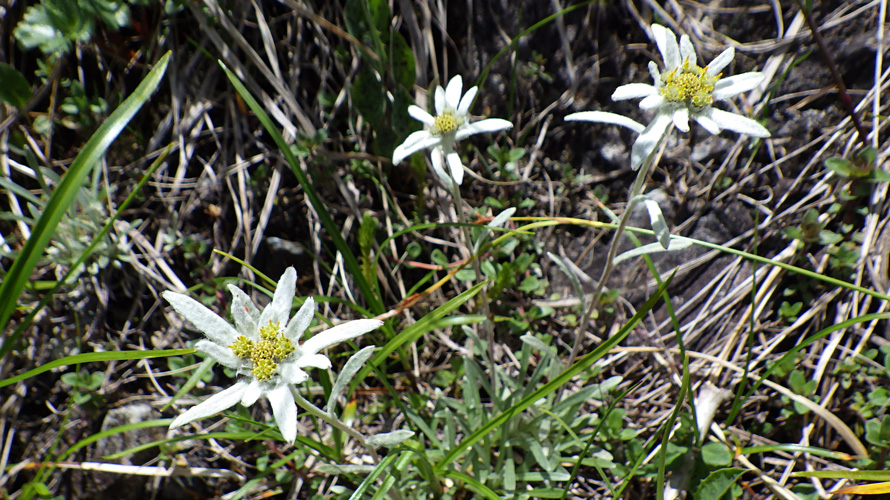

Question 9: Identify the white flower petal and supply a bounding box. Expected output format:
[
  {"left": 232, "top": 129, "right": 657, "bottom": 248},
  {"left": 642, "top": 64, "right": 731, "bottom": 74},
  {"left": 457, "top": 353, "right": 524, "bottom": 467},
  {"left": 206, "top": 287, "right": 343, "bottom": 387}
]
[
  {"left": 712, "top": 72, "right": 765, "bottom": 100},
  {"left": 162, "top": 291, "right": 240, "bottom": 346},
  {"left": 565, "top": 111, "right": 645, "bottom": 134},
  {"left": 639, "top": 94, "right": 664, "bottom": 110},
  {"left": 446, "top": 150, "right": 464, "bottom": 185},
  {"left": 454, "top": 118, "right": 513, "bottom": 141},
  {"left": 708, "top": 47, "right": 734, "bottom": 76},
  {"left": 648, "top": 62, "right": 661, "bottom": 85},
  {"left": 294, "top": 353, "right": 332, "bottom": 370},
  {"left": 672, "top": 107, "right": 690, "bottom": 132},
  {"left": 444, "top": 75, "right": 463, "bottom": 110},
  {"left": 285, "top": 297, "right": 315, "bottom": 343},
  {"left": 430, "top": 148, "right": 452, "bottom": 186},
  {"left": 434, "top": 85, "right": 446, "bottom": 115},
  {"left": 267, "top": 384, "right": 297, "bottom": 444},
  {"left": 195, "top": 339, "right": 241, "bottom": 369},
  {"left": 169, "top": 380, "right": 248, "bottom": 429},
  {"left": 301, "top": 319, "right": 383, "bottom": 355},
  {"left": 241, "top": 379, "right": 263, "bottom": 407},
  {"left": 630, "top": 111, "right": 673, "bottom": 170},
  {"left": 227, "top": 284, "right": 259, "bottom": 338},
  {"left": 280, "top": 362, "right": 310, "bottom": 384},
  {"left": 258, "top": 268, "right": 296, "bottom": 329},
  {"left": 408, "top": 105, "right": 435, "bottom": 126},
  {"left": 652, "top": 24, "right": 680, "bottom": 70},
  {"left": 457, "top": 86, "right": 478, "bottom": 116},
  {"left": 693, "top": 112, "right": 721, "bottom": 135},
  {"left": 612, "top": 83, "right": 658, "bottom": 101},
  {"left": 393, "top": 131, "right": 441, "bottom": 164},
  {"left": 708, "top": 107, "right": 770, "bottom": 137},
  {"left": 679, "top": 34, "right": 696, "bottom": 66},
  {"left": 694, "top": 383, "right": 732, "bottom": 438}
]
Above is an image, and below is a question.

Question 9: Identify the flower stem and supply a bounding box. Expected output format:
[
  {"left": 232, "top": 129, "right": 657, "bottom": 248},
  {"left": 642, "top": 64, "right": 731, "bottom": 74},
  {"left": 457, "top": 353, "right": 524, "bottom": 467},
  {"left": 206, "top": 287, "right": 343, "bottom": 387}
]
[
  {"left": 291, "top": 390, "right": 407, "bottom": 500},
  {"left": 291, "top": 389, "right": 379, "bottom": 461},
  {"left": 566, "top": 136, "right": 665, "bottom": 367},
  {"left": 449, "top": 180, "right": 500, "bottom": 404}
]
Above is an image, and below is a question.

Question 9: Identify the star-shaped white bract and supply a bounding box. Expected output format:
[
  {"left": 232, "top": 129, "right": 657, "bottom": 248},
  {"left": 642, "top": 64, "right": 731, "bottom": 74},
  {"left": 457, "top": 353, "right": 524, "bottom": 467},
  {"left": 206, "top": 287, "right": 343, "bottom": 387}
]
[
  {"left": 162, "top": 267, "right": 382, "bottom": 443},
  {"left": 567, "top": 24, "right": 770, "bottom": 170},
  {"left": 392, "top": 75, "right": 513, "bottom": 185}
]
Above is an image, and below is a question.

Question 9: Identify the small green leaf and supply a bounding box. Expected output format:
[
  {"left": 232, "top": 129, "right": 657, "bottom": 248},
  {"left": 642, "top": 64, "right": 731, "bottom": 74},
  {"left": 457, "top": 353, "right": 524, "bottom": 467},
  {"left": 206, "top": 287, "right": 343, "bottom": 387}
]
[
  {"left": 702, "top": 442, "right": 733, "bottom": 467},
  {"left": 366, "top": 429, "right": 414, "bottom": 448},
  {"left": 344, "top": 0, "right": 390, "bottom": 53},
  {"left": 0, "top": 63, "right": 31, "bottom": 108},
  {"left": 818, "top": 230, "right": 843, "bottom": 245},
  {"left": 824, "top": 157, "right": 852, "bottom": 177},
  {"left": 14, "top": 0, "right": 94, "bottom": 55},
  {"left": 872, "top": 169, "right": 890, "bottom": 182},
  {"left": 405, "top": 241, "right": 422, "bottom": 259},
  {"left": 358, "top": 212, "right": 379, "bottom": 287},
  {"left": 388, "top": 31, "right": 415, "bottom": 90},
  {"left": 352, "top": 66, "right": 385, "bottom": 128},
  {"left": 694, "top": 468, "right": 746, "bottom": 500},
  {"left": 431, "top": 248, "right": 450, "bottom": 269},
  {"left": 788, "top": 369, "right": 807, "bottom": 394}
]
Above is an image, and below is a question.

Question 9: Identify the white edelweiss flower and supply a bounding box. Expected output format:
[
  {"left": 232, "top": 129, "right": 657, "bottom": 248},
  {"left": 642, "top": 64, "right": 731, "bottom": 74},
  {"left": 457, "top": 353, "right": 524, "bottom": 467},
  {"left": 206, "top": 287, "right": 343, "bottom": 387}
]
[
  {"left": 162, "top": 267, "right": 382, "bottom": 444},
  {"left": 567, "top": 24, "right": 770, "bottom": 170},
  {"left": 392, "top": 75, "right": 513, "bottom": 186}
]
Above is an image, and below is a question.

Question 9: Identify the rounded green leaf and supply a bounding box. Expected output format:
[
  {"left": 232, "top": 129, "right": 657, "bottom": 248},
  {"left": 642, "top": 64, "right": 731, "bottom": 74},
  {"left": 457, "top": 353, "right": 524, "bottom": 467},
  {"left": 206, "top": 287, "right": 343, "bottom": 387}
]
[
  {"left": 702, "top": 442, "right": 733, "bottom": 467},
  {"left": 0, "top": 63, "right": 31, "bottom": 108}
]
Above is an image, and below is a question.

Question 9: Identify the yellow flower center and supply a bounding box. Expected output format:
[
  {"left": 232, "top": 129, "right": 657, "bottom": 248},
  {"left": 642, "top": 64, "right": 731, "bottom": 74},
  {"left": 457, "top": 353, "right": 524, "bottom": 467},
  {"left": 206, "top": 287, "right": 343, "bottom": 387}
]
[
  {"left": 432, "top": 112, "right": 462, "bottom": 135},
  {"left": 660, "top": 60, "right": 719, "bottom": 108},
  {"left": 229, "top": 320, "right": 296, "bottom": 381}
]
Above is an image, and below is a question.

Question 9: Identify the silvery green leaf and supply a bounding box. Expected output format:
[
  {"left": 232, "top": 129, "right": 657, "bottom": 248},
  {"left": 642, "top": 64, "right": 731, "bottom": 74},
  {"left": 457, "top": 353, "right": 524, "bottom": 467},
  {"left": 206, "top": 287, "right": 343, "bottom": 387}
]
[
  {"left": 504, "top": 455, "right": 517, "bottom": 491},
  {"left": 315, "top": 464, "right": 378, "bottom": 474},
  {"left": 642, "top": 198, "right": 670, "bottom": 249},
  {"left": 613, "top": 238, "right": 692, "bottom": 264},
  {"left": 546, "top": 251, "right": 587, "bottom": 309},
  {"left": 529, "top": 439, "right": 555, "bottom": 472},
  {"left": 473, "top": 206, "right": 516, "bottom": 253},
  {"left": 520, "top": 334, "right": 556, "bottom": 358},
  {"left": 366, "top": 429, "right": 415, "bottom": 448},
  {"left": 327, "top": 345, "right": 376, "bottom": 415},
  {"left": 590, "top": 375, "right": 624, "bottom": 398}
]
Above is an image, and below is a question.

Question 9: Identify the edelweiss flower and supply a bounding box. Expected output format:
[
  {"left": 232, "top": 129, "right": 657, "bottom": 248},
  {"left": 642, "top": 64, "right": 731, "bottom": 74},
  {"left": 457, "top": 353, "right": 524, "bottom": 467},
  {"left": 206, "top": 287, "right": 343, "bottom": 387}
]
[
  {"left": 567, "top": 24, "right": 770, "bottom": 169},
  {"left": 162, "top": 268, "right": 382, "bottom": 443},
  {"left": 392, "top": 75, "right": 512, "bottom": 185}
]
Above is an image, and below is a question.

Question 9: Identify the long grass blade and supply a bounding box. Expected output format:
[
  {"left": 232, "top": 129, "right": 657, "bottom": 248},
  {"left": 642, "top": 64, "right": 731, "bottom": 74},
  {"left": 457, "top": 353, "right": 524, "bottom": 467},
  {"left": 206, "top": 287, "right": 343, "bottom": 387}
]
[{"left": 0, "top": 52, "right": 171, "bottom": 351}]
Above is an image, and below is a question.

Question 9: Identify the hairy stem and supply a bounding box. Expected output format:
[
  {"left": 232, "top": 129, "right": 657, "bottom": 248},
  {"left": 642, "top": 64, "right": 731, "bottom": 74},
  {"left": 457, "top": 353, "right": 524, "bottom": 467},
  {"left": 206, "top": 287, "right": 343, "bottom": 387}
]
[
  {"left": 450, "top": 180, "right": 500, "bottom": 403},
  {"left": 567, "top": 138, "right": 664, "bottom": 367}
]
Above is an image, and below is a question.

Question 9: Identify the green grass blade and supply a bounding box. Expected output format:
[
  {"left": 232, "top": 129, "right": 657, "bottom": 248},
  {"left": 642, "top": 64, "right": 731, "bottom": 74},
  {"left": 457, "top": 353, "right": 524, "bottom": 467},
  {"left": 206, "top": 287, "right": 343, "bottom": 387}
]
[
  {"left": 56, "top": 419, "right": 174, "bottom": 462},
  {"left": 353, "top": 280, "right": 487, "bottom": 386},
  {"left": 217, "top": 61, "right": 383, "bottom": 315},
  {"left": 347, "top": 451, "right": 400, "bottom": 500},
  {"left": 104, "top": 431, "right": 338, "bottom": 463},
  {"left": 0, "top": 52, "right": 171, "bottom": 348},
  {"left": 0, "top": 348, "right": 194, "bottom": 388},
  {"left": 226, "top": 449, "right": 304, "bottom": 500},
  {"left": 161, "top": 358, "right": 215, "bottom": 411},
  {"left": 443, "top": 470, "right": 501, "bottom": 500}
]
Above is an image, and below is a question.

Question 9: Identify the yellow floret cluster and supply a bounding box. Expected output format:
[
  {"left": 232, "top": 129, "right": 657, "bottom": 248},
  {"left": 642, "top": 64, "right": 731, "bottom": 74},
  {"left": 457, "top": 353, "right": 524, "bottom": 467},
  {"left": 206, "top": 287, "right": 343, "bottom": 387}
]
[
  {"left": 660, "top": 60, "right": 719, "bottom": 108},
  {"left": 432, "top": 112, "right": 462, "bottom": 135},
  {"left": 229, "top": 320, "right": 296, "bottom": 381}
]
